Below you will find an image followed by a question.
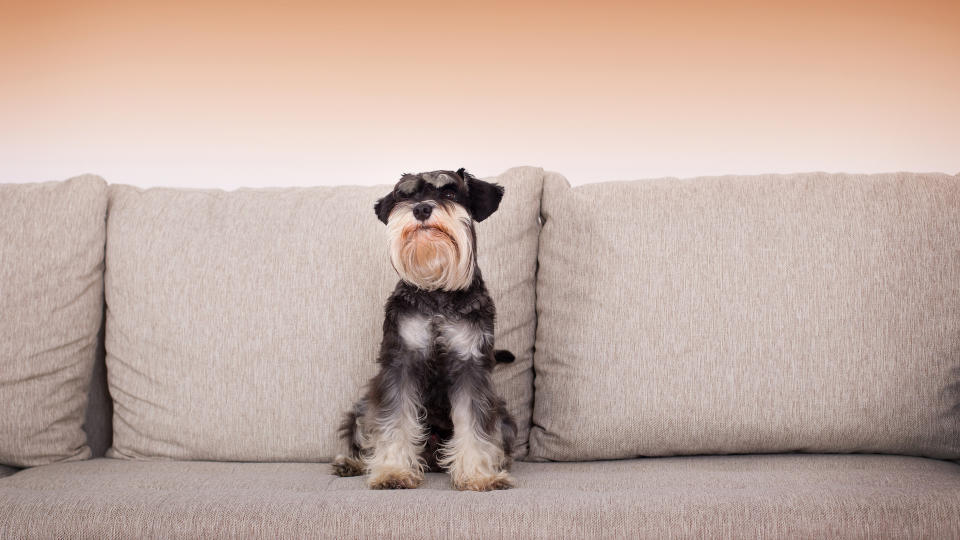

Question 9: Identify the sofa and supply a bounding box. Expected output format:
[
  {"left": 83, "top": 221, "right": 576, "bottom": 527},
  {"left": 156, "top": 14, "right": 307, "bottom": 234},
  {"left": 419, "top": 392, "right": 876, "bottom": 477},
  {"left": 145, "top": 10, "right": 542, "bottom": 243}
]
[{"left": 1, "top": 167, "right": 959, "bottom": 538}]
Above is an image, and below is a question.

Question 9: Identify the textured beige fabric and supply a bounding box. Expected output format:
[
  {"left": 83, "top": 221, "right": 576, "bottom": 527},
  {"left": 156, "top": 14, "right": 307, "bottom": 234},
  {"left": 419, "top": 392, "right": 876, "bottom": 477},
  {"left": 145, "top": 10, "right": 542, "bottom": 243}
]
[
  {"left": 1, "top": 455, "right": 958, "bottom": 538},
  {"left": 0, "top": 176, "right": 106, "bottom": 467},
  {"left": 83, "top": 328, "right": 112, "bottom": 457},
  {"left": 0, "top": 466, "right": 17, "bottom": 479},
  {"left": 532, "top": 171, "right": 960, "bottom": 461},
  {"left": 105, "top": 167, "right": 542, "bottom": 462}
]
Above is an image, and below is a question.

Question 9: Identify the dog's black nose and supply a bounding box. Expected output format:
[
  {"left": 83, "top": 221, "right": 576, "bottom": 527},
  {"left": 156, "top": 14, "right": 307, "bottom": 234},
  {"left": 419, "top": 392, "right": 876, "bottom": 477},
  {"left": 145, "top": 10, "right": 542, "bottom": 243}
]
[{"left": 412, "top": 203, "right": 433, "bottom": 221}]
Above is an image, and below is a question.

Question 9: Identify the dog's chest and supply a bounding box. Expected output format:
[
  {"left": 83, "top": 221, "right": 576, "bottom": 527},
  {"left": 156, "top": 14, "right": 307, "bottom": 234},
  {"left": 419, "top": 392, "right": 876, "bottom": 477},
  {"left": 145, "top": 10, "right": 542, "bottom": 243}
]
[{"left": 397, "top": 313, "right": 486, "bottom": 360}]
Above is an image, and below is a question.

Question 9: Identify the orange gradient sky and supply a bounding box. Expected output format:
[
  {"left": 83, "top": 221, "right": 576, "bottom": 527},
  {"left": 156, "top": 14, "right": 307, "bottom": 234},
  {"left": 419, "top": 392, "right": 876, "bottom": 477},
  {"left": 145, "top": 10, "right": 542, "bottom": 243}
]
[{"left": 1, "top": 0, "right": 958, "bottom": 187}]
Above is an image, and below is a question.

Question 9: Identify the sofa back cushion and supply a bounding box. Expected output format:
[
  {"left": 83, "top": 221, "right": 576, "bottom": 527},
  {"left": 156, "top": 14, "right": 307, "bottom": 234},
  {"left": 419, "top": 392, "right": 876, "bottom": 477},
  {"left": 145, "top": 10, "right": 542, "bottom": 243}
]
[
  {"left": 105, "top": 167, "right": 542, "bottom": 462},
  {"left": 530, "top": 171, "right": 960, "bottom": 461},
  {"left": 0, "top": 176, "right": 107, "bottom": 467}
]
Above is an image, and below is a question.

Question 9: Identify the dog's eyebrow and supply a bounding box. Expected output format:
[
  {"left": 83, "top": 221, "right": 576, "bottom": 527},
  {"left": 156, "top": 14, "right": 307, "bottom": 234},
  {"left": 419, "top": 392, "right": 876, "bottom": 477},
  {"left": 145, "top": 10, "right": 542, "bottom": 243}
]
[
  {"left": 424, "top": 173, "right": 455, "bottom": 189},
  {"left": 397, "top": 178, "right": 420, "bottom": 195}
]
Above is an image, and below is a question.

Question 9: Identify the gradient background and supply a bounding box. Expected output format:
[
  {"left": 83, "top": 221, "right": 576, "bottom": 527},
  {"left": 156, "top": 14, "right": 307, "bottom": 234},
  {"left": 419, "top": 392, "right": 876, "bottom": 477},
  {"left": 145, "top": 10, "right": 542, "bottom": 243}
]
[{"left": 2, "top": 0, "right": 958, "bottom": 188}]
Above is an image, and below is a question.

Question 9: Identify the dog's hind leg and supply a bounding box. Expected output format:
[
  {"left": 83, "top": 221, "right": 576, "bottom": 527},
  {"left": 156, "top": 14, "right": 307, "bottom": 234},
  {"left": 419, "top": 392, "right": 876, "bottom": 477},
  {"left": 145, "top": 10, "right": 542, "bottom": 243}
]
[
  {"left": 497, "top": 399, "right": 518, "bottom": 470},
  {"left": 331, "top": 400, "right": 368, "bottom": 477},
  {"left": 331, "top": 454, "right": 366, "bottom": 477}
]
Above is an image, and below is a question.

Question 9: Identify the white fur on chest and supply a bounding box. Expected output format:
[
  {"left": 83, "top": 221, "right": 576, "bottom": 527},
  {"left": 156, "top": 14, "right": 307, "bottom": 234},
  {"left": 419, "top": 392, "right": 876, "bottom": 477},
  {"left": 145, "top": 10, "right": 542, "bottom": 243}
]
[
  {"left": 397, "top": 314, "right": 490, "bottom": 361},
  {"left": 398, "top": 314, "right": 433, "bottom": 353}
]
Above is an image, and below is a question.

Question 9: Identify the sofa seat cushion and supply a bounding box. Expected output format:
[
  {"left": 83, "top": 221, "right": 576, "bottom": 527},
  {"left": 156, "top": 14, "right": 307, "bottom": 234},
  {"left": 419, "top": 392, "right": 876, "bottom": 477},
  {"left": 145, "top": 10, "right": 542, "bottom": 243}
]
[
  {"left": 1, "top": 455, "right": 958, "bottom": 538},
  {"left": 0, "top": 466, "right": 17, "bottom": 479}
]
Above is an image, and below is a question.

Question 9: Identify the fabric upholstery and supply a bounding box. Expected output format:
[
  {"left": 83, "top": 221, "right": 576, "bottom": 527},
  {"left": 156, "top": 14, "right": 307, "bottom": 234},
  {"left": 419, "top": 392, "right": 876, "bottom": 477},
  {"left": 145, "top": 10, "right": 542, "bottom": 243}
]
[
  {"left": 83, "top": 317, "right": 112, "bottom": 458},
  {"left": 104, "top": 167, "right": 542, "bottom": 462},
  {"left": 0, "top": 175, "right": 107, "bottom": 467},
  {"left": 1, "top": 455, "right": 958, "bottom": 538},
  {"left": 0, "top": 466, "right": 17, "bottom": 479},
  {"left": 531, "top": 171, "right": 960, "bottom": 461}
]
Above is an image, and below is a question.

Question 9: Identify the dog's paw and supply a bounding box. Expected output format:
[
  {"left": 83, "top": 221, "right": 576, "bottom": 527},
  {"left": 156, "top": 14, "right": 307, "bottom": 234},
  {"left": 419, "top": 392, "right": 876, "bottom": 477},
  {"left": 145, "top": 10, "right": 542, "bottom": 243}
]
[
  {"left": 331, "top": 454, "right": 365, "bottom": 477},
  {"left": 368, "top": 467, "right": 423, "bottom": 489},
  {"left": 452, "top": 470, "right": 515, "bottom": 492}
]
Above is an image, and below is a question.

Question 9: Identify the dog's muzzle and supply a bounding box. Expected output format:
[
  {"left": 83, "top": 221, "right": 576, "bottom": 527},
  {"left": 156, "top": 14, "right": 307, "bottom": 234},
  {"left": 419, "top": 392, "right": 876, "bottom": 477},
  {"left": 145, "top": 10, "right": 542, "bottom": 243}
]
[{"left": 386, "top": 201, "right": 476, "bottom": 291}]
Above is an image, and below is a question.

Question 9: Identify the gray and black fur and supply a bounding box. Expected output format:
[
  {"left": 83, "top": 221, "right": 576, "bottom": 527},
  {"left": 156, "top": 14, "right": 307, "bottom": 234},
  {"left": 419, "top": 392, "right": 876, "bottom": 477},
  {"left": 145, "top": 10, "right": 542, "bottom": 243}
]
[{"left": 332, "top": 169, "right": 517, "bottom": 491}]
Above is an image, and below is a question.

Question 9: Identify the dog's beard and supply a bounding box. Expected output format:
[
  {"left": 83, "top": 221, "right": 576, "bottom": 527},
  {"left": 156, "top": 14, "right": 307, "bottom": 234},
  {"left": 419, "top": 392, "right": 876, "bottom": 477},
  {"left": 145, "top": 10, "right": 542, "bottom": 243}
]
[{"left": 386, "top": 202, "right": 475, "bottom": 291}]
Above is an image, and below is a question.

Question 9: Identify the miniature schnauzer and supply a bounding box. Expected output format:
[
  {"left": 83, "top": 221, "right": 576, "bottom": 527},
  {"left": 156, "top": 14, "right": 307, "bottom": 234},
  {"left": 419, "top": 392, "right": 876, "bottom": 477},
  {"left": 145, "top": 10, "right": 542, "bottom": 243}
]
[{"left": 331, "top": 168, "right": 517, "bottom": 491}]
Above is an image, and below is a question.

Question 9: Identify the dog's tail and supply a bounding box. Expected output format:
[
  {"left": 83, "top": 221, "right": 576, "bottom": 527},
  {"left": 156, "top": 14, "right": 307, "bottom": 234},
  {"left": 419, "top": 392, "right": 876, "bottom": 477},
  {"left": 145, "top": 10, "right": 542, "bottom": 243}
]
[{"left": 494, "top": 349, "right": 515, "bottom": 364}]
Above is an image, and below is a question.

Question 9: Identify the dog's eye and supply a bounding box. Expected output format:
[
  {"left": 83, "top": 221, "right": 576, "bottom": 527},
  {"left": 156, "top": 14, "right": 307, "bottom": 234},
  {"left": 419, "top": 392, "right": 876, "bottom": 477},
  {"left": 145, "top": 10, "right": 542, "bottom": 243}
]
[{"left": 441, "top": 186, "right": 457, "bottom": 198}]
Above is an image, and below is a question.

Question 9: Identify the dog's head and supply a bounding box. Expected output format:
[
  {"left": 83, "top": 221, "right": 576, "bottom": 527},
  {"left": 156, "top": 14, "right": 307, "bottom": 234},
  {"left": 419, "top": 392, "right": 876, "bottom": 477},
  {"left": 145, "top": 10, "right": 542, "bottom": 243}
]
[{"left": 374, "top": 168, "right": 504, "bottom": 291}]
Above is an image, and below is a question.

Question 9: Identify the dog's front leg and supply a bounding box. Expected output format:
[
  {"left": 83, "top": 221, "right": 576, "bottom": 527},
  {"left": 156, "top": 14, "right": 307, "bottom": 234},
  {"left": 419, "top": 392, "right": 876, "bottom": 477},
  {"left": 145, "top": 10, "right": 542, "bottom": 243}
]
[
  {"left": 364, "top": 355, "right": 427, "bottom": 489},
  {"left": 438, "top": 321, "right": 515, "bottom": 491}
]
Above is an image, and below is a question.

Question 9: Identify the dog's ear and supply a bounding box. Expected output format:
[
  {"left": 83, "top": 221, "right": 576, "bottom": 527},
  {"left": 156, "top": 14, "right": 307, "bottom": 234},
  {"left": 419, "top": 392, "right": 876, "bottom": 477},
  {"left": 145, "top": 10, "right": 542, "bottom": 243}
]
[
  {"left": 374, "top": 192, "right": 396, "bottom": 225},
  {"left": 459, "top": 168, "right": 504, "bottom": 223}
]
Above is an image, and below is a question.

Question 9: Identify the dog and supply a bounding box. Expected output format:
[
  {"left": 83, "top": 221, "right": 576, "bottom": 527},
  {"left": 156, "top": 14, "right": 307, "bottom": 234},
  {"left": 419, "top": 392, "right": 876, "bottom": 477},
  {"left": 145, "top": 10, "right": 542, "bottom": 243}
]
[{"left": 331, "top": 168, "right": 517, "bottom": 491}]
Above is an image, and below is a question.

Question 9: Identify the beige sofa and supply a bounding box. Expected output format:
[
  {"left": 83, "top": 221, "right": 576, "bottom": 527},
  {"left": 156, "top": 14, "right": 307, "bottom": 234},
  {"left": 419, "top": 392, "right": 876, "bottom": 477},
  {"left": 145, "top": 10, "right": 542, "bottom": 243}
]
[{"left": 2, "top": 168, "right": 959, "bottom": 538}]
